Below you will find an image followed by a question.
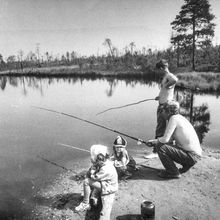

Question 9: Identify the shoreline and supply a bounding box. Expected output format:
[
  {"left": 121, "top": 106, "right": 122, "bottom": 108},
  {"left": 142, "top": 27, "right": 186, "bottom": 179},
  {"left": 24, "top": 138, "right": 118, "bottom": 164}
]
[
  {"left": 1, "top": 66, "right": 220, "bottom": 94},
  {"left": 31, "top": 146, "right": 220, "bottom": 220}
]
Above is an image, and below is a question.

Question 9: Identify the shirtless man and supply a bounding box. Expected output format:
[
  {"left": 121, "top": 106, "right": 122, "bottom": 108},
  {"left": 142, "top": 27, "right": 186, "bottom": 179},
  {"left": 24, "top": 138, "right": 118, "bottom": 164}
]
[{"left": 147, "top": 101, "right": 202, "bottom": 179}]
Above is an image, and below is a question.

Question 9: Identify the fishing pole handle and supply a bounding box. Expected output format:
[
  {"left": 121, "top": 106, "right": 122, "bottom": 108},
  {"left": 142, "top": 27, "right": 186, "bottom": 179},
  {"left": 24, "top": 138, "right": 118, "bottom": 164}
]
[{"left": 137, "top": 139, "right": 153, "bottom": 147}]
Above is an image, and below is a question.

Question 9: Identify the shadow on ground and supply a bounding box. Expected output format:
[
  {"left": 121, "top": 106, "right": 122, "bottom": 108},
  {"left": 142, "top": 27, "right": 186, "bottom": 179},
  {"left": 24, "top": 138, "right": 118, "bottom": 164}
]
[
  {"left": 128, "top": 166, "right": 165, "bottom": 181},
  {"left": 34, "top": 192, "right": 104, "bottom": 220},
  {"left": 33, "top": 192, "right": 81, "bottom": 210},
  {"left": 116, "top": 214, "right": 142, "bottom": 220}
]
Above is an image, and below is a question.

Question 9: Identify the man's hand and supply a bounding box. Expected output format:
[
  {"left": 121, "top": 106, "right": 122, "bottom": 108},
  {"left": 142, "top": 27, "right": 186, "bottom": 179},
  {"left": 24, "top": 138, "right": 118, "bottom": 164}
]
[
  {"left": 155, "top": 96, "right": 159, "bottom": 101},
  {"left": 146, "top": 139, "right": 158, "bottom": 147}
]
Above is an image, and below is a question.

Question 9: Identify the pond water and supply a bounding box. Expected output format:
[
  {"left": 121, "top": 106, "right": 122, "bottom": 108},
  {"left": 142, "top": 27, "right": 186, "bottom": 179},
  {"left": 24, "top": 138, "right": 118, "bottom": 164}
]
[{"left": 0, "top": 76, "right": 219, "bottom": 218}]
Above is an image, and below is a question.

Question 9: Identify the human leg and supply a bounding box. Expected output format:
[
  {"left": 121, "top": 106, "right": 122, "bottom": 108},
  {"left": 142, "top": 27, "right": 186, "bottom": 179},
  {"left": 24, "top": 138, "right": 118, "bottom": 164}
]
[
  {"left": 99, "top": 193, "right": 115, "bottom": 220},
  {"left": 75, "top": 178, "right": 101, "bottom": 212},
  {"left": 145, "top": 105, "right": 166, "bottom": 158},
  {"left": 90, "top": 188, "right": 101, "bottom": 206},
  {"left": 156, "top": 144, "right": 197, "bottom": 177},
  {"left": 155, "top": 105, "right": 167, "bottom": 139},
  {"left": 83, "top": 178, "right": 101, "bottom": 203},
  {"left": 179, "top": 152, "right": 201, "bottom": 173}
]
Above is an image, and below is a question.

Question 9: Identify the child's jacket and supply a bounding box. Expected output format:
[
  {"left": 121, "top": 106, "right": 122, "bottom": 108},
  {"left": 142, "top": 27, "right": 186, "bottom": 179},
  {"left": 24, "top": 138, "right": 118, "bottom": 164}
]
[{"left": 92, "top": 160, "right": 118, "bottom": 195}]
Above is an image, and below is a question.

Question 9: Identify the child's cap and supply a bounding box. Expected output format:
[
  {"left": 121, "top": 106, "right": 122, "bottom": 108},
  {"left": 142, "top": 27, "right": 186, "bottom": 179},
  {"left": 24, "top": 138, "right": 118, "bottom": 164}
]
[
  {"left": 113, "top": 136, "right": 127, "bottom": 148},
  {"left": 90, "top": 144, "right": 108, "bottom": 162}
]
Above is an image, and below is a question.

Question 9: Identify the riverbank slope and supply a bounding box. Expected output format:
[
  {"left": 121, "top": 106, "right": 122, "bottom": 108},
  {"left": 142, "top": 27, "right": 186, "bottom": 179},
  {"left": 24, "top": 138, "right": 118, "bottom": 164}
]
[{"left": 32, "top": 147, "right": 220, "bottom": 220}]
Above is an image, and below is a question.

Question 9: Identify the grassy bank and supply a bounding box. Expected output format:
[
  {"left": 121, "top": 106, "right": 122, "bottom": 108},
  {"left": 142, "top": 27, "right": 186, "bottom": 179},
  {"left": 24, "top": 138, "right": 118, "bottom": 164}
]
[
  {"left": 176, "top": 71, "right": 220, "bottom": 93},
  {"left": 1, "top": 65, "right": 220, "bottom": 93}
]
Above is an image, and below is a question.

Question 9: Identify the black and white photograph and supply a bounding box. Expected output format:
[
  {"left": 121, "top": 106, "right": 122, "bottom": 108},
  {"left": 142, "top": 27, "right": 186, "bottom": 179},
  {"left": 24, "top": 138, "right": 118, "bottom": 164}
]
[{"left": 0, "top": 0, "right": 220, "bottom": 219}]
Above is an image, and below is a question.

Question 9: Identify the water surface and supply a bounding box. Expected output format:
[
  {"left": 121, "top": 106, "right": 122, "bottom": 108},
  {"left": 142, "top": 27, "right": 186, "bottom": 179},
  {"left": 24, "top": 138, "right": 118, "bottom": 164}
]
[{"left": 0, "top": 76, "right": 219, "bottom": 218}]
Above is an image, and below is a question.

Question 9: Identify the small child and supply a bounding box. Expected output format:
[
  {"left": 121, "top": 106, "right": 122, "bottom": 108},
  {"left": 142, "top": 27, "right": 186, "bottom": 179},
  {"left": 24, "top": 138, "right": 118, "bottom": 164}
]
[
  {"left": 75, "top": 144, "right": 118, "bottom": 220},
  {"left": 111, "top": 136, "right": 137, "bottom": 180}
]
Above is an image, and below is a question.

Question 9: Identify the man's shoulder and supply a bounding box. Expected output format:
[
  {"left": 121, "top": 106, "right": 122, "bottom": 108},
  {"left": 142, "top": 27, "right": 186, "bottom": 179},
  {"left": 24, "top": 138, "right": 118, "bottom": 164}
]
[
  {"left": 170, "top": 114, "right": 182, "bottom": 121},
  {"left": 170, "top": 114, "right": 188, "bottom": 124}
]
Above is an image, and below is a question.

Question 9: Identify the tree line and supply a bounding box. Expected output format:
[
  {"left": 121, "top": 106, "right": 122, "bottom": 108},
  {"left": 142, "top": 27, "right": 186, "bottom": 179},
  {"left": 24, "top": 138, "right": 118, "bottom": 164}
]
[{"left": 0, "top": 0, "right": 219, "bottom": 74}]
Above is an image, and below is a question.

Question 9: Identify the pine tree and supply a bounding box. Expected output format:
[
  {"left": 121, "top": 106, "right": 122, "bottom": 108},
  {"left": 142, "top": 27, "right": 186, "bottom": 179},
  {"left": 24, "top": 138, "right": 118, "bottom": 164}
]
[{"left": 171, "top": 0, "right": 215, "bottom": 70}]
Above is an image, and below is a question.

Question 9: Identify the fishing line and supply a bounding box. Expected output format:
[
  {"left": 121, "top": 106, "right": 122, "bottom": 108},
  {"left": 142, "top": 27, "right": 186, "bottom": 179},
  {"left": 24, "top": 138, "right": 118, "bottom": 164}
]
[
  {"left": 37, "top": 155, "right": 76, "bottom": 173},
  {"left": 96, "top": 98, "right": 155, "bottom": 116}
]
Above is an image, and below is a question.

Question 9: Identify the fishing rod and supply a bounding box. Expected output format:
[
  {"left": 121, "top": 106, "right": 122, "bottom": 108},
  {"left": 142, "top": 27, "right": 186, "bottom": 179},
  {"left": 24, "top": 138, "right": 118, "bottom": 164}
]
[
  {"left": 31, "top": 106, "right": 149, "bottom": 146},
  {"left": 96, "top": 98, "right": 155, "bottom": 116},
  {"left": 96, "top": 85, "right": 200, "bottom": 116},
  {"left": 58, "top": 143, "right": 90, "bottom": 153}
]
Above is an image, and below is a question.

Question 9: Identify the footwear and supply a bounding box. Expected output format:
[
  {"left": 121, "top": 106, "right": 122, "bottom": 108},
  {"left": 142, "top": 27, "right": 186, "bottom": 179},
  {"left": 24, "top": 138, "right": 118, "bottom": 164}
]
[
  {"left": 179, "top": 166, "right": 192, "bottom": 174},
  {"left": 158, "top": 170, "right": 181, "bottom": 179},
  {"left": 144, "top": 152, "right": 158, "bottom": 159},
  {"left": 75, "top": 202, "right": 91, "bottom": 212}
]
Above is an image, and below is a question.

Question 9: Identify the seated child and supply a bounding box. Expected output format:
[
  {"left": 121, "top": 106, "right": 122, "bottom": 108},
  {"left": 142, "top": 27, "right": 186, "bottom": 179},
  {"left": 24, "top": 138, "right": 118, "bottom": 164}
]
[
  {"left": 111, "top": 136, "right": 137, "bottom": 180},
  {"left": 75, "top": 144, "right": 118, "bottom": 220}
]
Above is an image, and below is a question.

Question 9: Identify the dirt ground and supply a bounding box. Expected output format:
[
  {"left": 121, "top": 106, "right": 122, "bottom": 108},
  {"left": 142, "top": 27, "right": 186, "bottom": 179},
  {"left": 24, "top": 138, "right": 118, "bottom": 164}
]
[{"left": 31, "top": 147, "right": 220, "bottom": 220}]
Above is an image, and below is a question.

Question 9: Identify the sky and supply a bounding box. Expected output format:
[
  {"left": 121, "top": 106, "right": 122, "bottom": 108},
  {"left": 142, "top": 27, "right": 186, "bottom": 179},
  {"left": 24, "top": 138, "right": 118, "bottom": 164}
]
[{"left": 0, "top": 0, "right": 220, "bottom": 59}]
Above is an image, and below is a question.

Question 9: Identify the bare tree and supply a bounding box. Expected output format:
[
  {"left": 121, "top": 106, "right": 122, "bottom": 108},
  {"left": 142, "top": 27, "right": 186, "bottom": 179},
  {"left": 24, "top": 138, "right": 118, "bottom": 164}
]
[
  {"left": 17, "top": 49, "right": 24, "bottom": 70},
  {"left": 103, "top": 38, "right": 114, "bottom": 57}
]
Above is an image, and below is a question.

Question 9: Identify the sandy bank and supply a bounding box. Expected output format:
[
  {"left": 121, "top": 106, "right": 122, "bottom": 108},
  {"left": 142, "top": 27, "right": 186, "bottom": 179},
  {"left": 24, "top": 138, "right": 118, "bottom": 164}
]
[{"left": 31, "top": 147, "right": 220, "bottom": 220}]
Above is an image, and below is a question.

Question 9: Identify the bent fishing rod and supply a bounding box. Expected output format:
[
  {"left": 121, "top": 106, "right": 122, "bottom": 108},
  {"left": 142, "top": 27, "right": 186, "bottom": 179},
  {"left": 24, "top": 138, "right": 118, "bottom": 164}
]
[
  {"left": 96, "top": 98, "right": 155, "bottom": 116},
  {"left": 31, "top": 106, "right": 149, "bottom": 146},
  {"left": 96, "top": 85, "right": 200, "bottom": 116}
]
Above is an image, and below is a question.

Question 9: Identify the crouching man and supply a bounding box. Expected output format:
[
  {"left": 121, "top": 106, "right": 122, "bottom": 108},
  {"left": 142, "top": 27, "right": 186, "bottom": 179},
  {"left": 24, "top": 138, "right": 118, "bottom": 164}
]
[{"left": 147, "top": 101, "right": 202, "bottom": 179}]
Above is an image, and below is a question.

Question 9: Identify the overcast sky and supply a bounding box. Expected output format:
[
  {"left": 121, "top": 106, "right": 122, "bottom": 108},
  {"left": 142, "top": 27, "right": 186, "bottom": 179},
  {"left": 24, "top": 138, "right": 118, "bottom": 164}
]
[{"left": 0, "top": 0, "right": 220, "bottom": 58}]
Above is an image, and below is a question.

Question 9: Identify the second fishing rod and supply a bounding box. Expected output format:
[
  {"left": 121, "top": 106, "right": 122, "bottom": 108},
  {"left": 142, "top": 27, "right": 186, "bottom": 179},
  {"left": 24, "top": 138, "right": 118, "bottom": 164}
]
[{"left": 32, "top": 106, "right": 149, "bottom": 146}]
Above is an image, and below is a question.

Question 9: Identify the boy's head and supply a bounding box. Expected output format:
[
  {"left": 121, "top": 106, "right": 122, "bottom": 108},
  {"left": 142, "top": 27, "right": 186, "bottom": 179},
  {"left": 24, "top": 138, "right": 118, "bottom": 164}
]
[
  {"left": 155, "top": 59, "right": 169, "bottom": 70},
  {"left": 113, "top": 136, "right": 127, "bottom": 148},
  {"left": 90, "top": 144, "right": 109, "bottom": 163}
]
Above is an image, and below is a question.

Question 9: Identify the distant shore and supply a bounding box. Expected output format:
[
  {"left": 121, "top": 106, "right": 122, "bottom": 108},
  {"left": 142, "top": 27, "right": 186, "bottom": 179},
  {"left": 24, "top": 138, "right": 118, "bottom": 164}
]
[{"left": 1, "top": 65, "right": 220, "bottom": 93}]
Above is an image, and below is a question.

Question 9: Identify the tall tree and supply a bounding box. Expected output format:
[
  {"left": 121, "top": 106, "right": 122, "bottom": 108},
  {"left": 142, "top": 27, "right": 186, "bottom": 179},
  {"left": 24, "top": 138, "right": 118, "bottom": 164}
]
[
  {"left": 171, "top": 0, "right": 215, "bottom": 70},
  {"left": 103, "top": 38, "right": 114, "bottom": 58}
]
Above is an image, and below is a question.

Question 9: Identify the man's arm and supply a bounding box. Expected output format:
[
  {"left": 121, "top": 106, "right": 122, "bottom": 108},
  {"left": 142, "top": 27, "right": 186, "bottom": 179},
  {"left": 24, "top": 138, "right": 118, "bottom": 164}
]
[
  {"left": 164, "top": 74, "right": 178, "bottom": 89},
  {"left": 158, "top": 116, "right": 177, "bottom": 143}
]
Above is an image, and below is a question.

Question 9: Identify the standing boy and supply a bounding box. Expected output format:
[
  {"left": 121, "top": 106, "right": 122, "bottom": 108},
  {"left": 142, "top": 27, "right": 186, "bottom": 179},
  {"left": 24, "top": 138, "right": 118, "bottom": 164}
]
[{"left": 145, "top": 59, "right": 178, "bottom": 159}]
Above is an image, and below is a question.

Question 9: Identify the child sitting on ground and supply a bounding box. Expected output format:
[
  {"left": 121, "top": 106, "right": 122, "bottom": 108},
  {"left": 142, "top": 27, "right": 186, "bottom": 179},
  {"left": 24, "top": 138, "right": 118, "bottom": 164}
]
[
  {"left": 111, "top": 136, "right": 137, "bottom": 180},
  {"left": 75, "top": 144, "right": 118, "bottom": 220}
]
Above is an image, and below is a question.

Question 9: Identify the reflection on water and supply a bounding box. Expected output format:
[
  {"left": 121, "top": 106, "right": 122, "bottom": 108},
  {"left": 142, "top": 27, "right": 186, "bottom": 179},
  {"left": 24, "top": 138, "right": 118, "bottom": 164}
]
[
  {"left": 0, "top": 75, "right": 218, "bottom": 219},
  {"left": 178, "top": 91, "right": 210, "bottom": 143},
  {"left": 0, "top": 76, "right": 156, "bottom": 96},
  {"left": 0, "top": 75, "right": 212, "bottom": 144}
]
